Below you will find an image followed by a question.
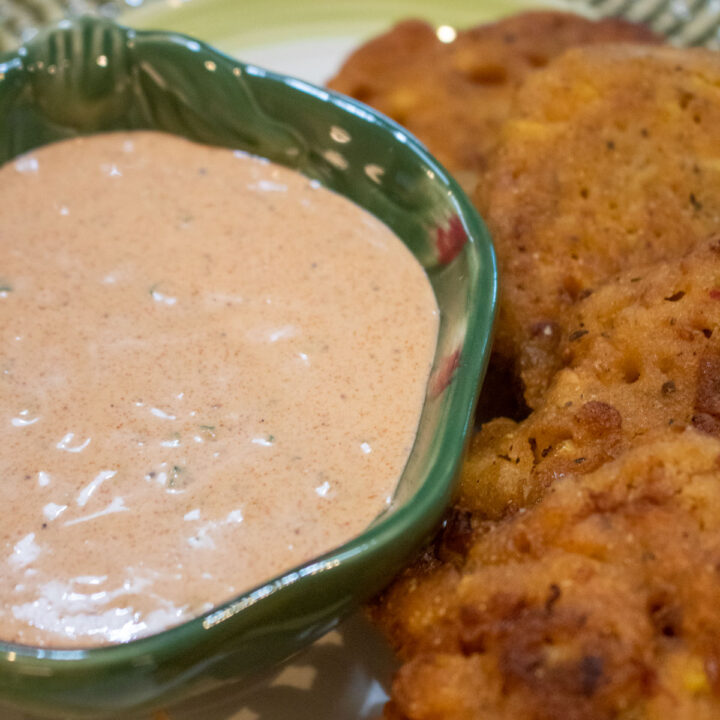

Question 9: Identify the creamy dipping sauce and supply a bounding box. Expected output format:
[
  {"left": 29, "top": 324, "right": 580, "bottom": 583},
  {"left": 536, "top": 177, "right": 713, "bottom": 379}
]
[{"left": 0, "top": 132, "right": 438, "bottom": 647}]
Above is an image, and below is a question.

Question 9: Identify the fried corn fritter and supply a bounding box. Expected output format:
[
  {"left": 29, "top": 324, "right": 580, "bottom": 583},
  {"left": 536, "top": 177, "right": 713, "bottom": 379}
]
[
  {"left": 483, "top": 45, "right": 720, "bottom": 408},
  {"left": 375, "top": 239, "right": 720, "bottom": 718},
  {"left": 460, "top": 237, "right": 720, "bottom": 520},
  {"left": 376, "top": 238, "right": 720, "bottom": 644},
  {"left": 380, "top": 429, "right": 720, "bottom": 720},
  {"left": 336, "top": 17, "right": 720, "bottom": 720},
  {"left": 327, "top": 13, "right": 657, "bottom": 195}
]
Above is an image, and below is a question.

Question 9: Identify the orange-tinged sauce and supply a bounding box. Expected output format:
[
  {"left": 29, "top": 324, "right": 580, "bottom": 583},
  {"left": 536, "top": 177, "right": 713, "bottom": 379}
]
[{"left": 0, "top": 132, "right": 438, "bottom": 647}]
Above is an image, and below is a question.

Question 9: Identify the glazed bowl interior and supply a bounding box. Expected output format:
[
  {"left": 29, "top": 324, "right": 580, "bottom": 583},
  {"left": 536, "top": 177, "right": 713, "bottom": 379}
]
[{"left": 0, "top": 16, "right": 497, "bottom": 719}]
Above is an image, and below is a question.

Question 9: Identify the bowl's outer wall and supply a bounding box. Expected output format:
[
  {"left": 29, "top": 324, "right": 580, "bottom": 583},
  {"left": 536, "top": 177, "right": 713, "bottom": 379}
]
[{"left": 0, "top": 17, "right": 497, "bottom": 718}]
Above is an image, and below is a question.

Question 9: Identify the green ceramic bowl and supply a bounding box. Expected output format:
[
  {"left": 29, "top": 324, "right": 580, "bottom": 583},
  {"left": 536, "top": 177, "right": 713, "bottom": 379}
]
[{"left": 0, "top": 16, "right": 496, "bottom": 719}]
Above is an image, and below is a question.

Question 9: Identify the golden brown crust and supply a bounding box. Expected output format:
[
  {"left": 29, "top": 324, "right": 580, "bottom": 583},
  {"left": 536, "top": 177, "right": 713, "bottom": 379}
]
[
  {"left": 328, "top": 12, "right": 658, "bottom": 196},
  {"left": 382, "top": 429, "right": 720, "bottom": 720},
  {"left": 335, "top": 18, "right": 720, "bottom": 720},
  {"left": 459, "top": 237, "right": 720, "bottom": 519},
  {"left": 374, "top": 239, "right": 720, "bottom": 718},
  {"left": 483, "top": 45, "right": 720, "bottom": 407}
]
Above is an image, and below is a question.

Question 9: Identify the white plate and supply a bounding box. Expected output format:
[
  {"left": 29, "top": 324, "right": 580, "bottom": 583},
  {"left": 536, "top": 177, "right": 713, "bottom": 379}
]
[{"left": 123, "top": 0, "right": 569, "bottom": 84}]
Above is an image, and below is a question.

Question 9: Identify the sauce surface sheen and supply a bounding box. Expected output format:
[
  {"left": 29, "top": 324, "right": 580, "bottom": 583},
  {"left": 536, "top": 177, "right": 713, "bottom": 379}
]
[{"left": 0, "top": 132, "right": 438, "bottom": 647}]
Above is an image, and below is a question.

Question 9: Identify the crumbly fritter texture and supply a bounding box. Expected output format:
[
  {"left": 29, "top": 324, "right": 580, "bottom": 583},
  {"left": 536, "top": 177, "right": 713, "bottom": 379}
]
[
  {"left": 483, "top": 45, "right": 720, "bottom": 408},
  {"left": 373, "top": 240, "right": 720, "bottom": 718},
  {"left": 459, "top": 237, "right": 720, "bottom": 520},
  {"left": 327, "top": 13, "right": 658, "bottom": 196},
  {"left": 378, "top": 429, "right": 720, "bottom": 720}
]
